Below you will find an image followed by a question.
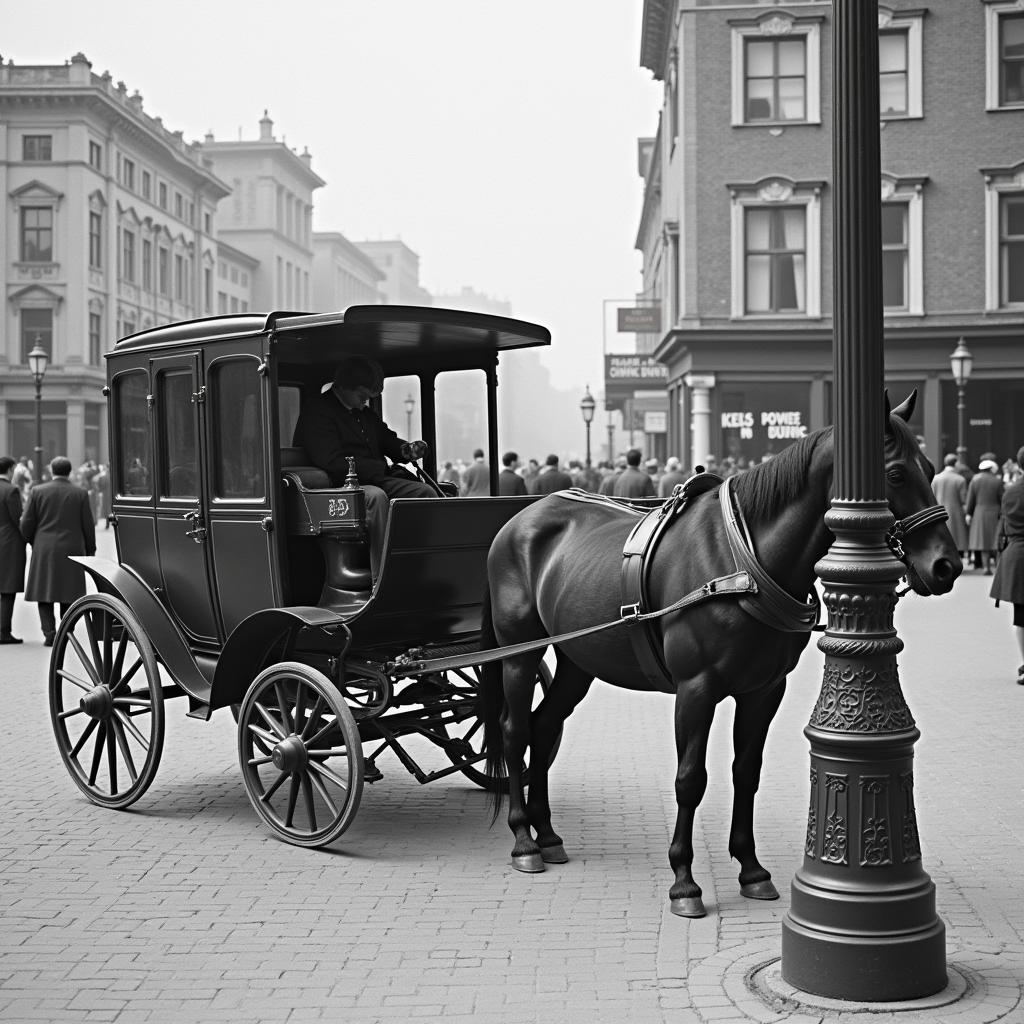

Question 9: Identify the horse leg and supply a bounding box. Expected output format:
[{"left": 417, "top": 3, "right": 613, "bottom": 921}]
[
  {"left": 729, "top": 681, "right": 786, "bottom": 901},
  {"left": 501, "top": 651, "right": 546, "bottom": 873},
  {"left": 525, "top": 652, "right": 593, "bottom": 864},
  {"left": 668, "top": 678, "right": 718, "bottom": 918}
]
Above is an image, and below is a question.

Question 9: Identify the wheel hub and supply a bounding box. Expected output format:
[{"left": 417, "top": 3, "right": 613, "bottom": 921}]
[
  {"left": 272, "top": 735, "right": 308, "bottom": 772},
  {"left": 79, "top": 685, "right": 113, "bottom": 720}
]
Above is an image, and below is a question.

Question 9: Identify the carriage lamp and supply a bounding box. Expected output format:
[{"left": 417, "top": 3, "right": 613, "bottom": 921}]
[
  {"left": 949, "top": 338, "right": 973, "bottom": 467},
  {"left": 579, "top": 385, "right": 596, "bottom": 468},
  {"left": 404, "top": 393, "right": 415, "bottom": 440},
  {"left": 28, "top": 337, "right": 48, "bottom": 473}
]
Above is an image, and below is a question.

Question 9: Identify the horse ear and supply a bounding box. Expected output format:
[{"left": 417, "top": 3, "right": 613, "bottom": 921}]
[
  {"left": 891, "top": 389, "right": 918, "bottom": 423},
  {"left": 884, "top": 390, "right": 893, "bottom": 433}
]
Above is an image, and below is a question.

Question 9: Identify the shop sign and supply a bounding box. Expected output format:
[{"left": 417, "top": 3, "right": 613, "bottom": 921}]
[
  {"left": 616, "top": 306, "right": 662, "bottom": 332},
  {"left": 605, "top": 354, "right": 668, "bottom": 387},
  {"left": 721, "top": 409, "right": 807, "bottom": 441},
  {"left": 644, "top": 411, "right": 667, "bottom": 433}
]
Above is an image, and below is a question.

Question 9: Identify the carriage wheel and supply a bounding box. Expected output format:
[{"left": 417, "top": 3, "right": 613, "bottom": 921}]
[
  {"left": 442, "top": 660, "right": 560, "bottom": 793},
  {"left": 237, "top": 662, "right": 364, "bottom": 848},
  {"left": 48, "top": 594, "right": 165, "bottom": 810}
]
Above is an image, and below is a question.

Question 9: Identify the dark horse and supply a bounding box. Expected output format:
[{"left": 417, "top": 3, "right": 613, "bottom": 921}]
[{"left": 481, "top": 394, "right": 961, "bottom": 917}]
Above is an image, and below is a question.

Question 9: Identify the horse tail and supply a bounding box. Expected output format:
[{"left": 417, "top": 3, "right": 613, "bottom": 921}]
[{"left": 479, "top": 584, "right": 507, "bottom": 823}]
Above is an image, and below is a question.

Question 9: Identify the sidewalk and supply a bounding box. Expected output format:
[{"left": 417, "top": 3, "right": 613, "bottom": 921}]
[{"left": 0, "top": 542, "right": 1021, "bottom": 1023}]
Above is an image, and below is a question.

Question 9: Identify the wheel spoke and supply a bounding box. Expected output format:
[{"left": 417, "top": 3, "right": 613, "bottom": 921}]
[
  {"left": 308, "top": 746, "right": 352, "bottom": 759},
  {"left": 88, "top": 722, "right": 107, "bottom": 785},
  {"left": 254, "top": 700, "right": 288, "bottom": 740},
  {"left": 68, "top": 632, "right": 102, "bottom": 688},
  {"left": 307, "top": 759, "right": 350, "bottom": 792},
  {"left": 57, "top": 667, "right": 94, "bottom": 693},
  {"left": 101, "top": 610, "right": 114, "bottom": 686},
  {"left": 274, "top": 681, "right": 293, "bottom": 734},
  {"left": 110, "top": 716, "right": 138, "bottom": 782},
  {"left": 111, "top": 656, "right": 144, "bottom": 694},
  {"left": 294, "top": 682, "right": 308, "bottom": 738},
  {"left": 247, "top": 754, "right": 275, "bottom": 767},
  {"left": 460, "top": 718, "right": 483, "bottom": 743},
  {"left": 307, "top": 768, "right": 339, "bottom": 818},
  {"left": 260, "top": 770, "right": 288, "bottom": 804},
  {"left": 285, "top": 773, "right": 300, "bottom": 827},
  {"left": 112, "top": 707, "right": 149, "bottom": 750},
  {"left": 300, "top": 696, "right": 325, "bottom": 739},
  {"left": 106, "top": 720, "right": 118, "bottom": 794},
  {"left": 307, "top": 718, "right": 340, "bottom": 748},
  {"left": 301, "top": 772, "right": 317, "bottom": 832},
  {"left": 84, "top": 609, "right": 104, "bottom": 684},
  {"left": 69, "top": 717, "right": 98, "bottom": 760},
  {"left": 58, "top": 706, "right": 85, "bottom": 720},
  {"left": 108, "top": 631, "right": 129, "bottom": 693},
  {"left": 112, "top": 696, "right": 152, "bottom": 709},
  {"left": 247, "top": 722, "right": 280, "bottom": 749}
]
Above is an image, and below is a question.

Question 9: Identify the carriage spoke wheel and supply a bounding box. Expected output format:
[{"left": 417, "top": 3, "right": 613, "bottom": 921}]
[
  {"left": 48, "top": 594, "right": 164, "bottom": 810},
  {"left": 237, "top": 663, "right": 363, "bottom": 848},
  {"left": 441, "top": 660, "right": 560, "bottom": 793}
]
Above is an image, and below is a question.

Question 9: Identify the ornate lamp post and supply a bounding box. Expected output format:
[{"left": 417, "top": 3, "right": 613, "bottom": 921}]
[
  {"left": 580, "top": 385, "right": 596, "bottom": 468},
  {"left": 28, "top": 338, "right": 48, "bottom": 475},
  {"left": 781, "top": 0, "right": 946, "bottom": 1000},
  {"left": 950, "top": 339, "right": 973, "bottom": 468},
  {"left": 606, "top": 410, "right": 615, "bottom": 464},
  {"left": 404, "top": 393, "right": 415, "bottom": 440}
]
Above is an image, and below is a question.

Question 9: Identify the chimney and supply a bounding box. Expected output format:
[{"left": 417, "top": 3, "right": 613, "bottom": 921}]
[
  {"left": 69, "top": 51, "right": 91, "bottom": 84},
  {"left": 259, "top": 109, "right": 274, "bottom": 141},
  {"left": 300, "top": 146, "right": 312, "bottom": 167},
  {"left": 204, "top": 130, "right": 215, "bottom": 144}
]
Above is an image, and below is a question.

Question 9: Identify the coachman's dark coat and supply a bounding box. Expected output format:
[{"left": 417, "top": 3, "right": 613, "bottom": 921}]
[
  {"left": 991, "top": 479, "right": 1024, "bottom": 605},
  {"left": 20, "top": 477, "right": 96, "bottom": 603},
  {"left": 0, "top": 478, "right": 26, "bottom": 593}
]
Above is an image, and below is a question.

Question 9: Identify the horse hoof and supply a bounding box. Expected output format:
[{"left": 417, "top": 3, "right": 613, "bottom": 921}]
[
  {"left": 511, "top": 853, "right": 546, "bottom": 873},
  {"left": 740, "top": 879, "right": 780, "bottom": 901},
  {"left": 540, "top": 844, "right": 568, "bottom": 864},
  {"left": 670, "top": 896, "right": 707, "bottom": 918}
]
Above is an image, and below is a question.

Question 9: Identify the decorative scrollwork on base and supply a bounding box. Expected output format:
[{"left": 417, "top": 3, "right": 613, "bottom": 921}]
[
  {"left": 820, "top": 774, "right": 849, "bottom": 864},
  {"left": 901, "top": 770, "right": 922, "bottom": 862},
  {"left": 805, "top": 766, "right": 818, "bottom": 858},
  {"left": 810, "top": 660, "right": 915, "bottom": 732},
  {"left": 860, "top": 777, "right": 892, "bottom": 866}
]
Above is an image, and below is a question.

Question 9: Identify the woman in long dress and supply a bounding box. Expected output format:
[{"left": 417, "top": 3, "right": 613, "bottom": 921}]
[{"left": 966, "top": 459, "right": 1004, "bottom": 573}]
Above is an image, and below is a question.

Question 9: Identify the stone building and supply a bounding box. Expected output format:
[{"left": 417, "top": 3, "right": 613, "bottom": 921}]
[
  {"left": 636, "top": 0, "right": 1024, "bottom": 470},
  {"left": 355, "top": 239, "right": 433, "bottom": 306},
  {"left": 0, "top": 52, "right": 229, "bottom": 464},
  {"left": 311, "top": 231, "right": 384, "bottom": 311}
]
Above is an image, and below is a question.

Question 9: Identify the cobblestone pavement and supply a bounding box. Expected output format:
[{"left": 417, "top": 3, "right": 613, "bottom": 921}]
[{"left": 1, "top": 533, "right": 1021, "bottom": 1023}]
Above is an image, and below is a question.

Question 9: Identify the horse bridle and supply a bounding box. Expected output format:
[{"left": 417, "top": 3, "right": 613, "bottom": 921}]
[{"left": 884, "top": 504, "right": 949, "bottom": 562}]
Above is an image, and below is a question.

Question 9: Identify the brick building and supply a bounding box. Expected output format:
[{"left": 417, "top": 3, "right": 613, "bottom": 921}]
[{"left": 637, "top": 0, "right": 1024, "bottom": 470}]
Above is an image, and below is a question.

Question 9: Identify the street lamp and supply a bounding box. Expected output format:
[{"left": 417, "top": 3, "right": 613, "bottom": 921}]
[
  {"left": 579, "top": 385, "right": 596, "bottom": 468},
  {"left": 950, "top": 338, "right": 973, "bottom": 468},
  {"left": 404, "top": 393, "right": 415, "bottom": 440},
  {"left": 28, "top": 337, "right": 48, "bottom": 476}
]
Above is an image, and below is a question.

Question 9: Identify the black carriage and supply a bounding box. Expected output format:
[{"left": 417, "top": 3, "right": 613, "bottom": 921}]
[{"left": 48, "top": 305, "right": 556, "bottom": 846}]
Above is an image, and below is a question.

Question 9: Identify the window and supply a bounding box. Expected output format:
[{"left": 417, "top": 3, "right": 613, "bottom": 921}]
[
  {"left": 175, "top": 254, "right": 184, "bottom": 300},
  {"left": 986, "top": 4, "right": 1024, "bottom": 108},
  {"left": 158, "top": 246, "right": 169, "bottom": 295},
  {"left": 89, "top": 141, "right": 103, "bottom": 170},
  {"left": 21, "top": 308, "right": 53, "bottom": 363},
  {"left": 241, "top": 301, "right": 249, "bottom": 313},
  {"left": 23, "top": 135, "right": 52, "bottom": 161},
  {"left": 20, "top": 207, "right": 53, "bottom": 262},
  {"left": 241, "top": 272, "right": 249, "bottom": 287},
  {"left": 142, "top": 239, "right": 153, "bottom": 291},
  {"left": 230, "top": 266, "right": 239, "bottom": 284},
  {"left": 121, "top": 229, "right": 136, "bottom": 283},
  {"left": 878, "top": 9, "right": 924, "bottom": 118},
  {"left": 230, "top": 296, "right": 239, "bottom": 313},
  {"left": 158, "top": 182, "right": 168, "bottom": 209},
  {"left": 89, "top": 312, "right": 103, "bottom": 365},
  {"left": 204, "top": 212, "right": 212, "bottom": 234},
  {"left": 1001, "top": 195, "right": 1024, "bottom": 304},
  {"left": 174, "top": 193, "right": 183, "bottom": 219},
  {"left": 115, "top": 372, "right": 151, "bottom": 497},
  {"left": 89, "top": 211, "right": 102, "bottom": 269},
  {"left": 204, "top": 267, "right": 213, "bottom": 313},
  {"left": 188, "top": 202, "right": 195, "bottom": 225},
  {"left": 121, "top": 158, "right": 135, "bottom": 191},
  {"left": 159, "top": 371, "right": 197, "bottom": 498},
  {"left": 218, "top": 260, "right": 227, "bottom": 279},
  {"left": 731, "top": 14, "right": 822, "bottom": 126},
  {"left": 211, "top": 359, "right": 265, "bottom": 500},
  {"left": 729, "top": 177, "right": 822, "bottom": 318},
  {"left": 141, "top": 170, "right": 151, "bottom": 200},
  {"left": 218, "top": 292, "right": 227, "bottom": 313},
  {"left": 881, "top": 203, "right": 909, "bottom": 310}
]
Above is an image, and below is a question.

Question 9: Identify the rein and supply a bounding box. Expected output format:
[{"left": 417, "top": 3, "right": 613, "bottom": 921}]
[{"left": 885, "top": 503, "right": 948, "bottom": 560}]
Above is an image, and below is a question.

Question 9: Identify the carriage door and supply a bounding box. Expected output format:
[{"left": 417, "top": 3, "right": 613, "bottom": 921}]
[{"left": 151, "top": 353, "right": 221, "bottom": 644}]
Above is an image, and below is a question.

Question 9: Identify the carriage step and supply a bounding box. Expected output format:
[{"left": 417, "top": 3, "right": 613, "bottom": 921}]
[{"left": 363, "top": 762, "right": 384, "bottom": 783}]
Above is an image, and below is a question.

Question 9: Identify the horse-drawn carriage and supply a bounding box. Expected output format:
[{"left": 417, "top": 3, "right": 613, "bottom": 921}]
[{"left": 48, "top": 305, "right": 555, "bottom": 846}]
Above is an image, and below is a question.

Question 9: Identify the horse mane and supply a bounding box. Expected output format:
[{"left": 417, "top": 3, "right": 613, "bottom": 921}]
[{"left": 730, "top": 426, "right": 833, "bottom": 527}]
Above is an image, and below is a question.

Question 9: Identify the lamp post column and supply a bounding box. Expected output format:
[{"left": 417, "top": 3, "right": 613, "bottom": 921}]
[
  {"left": 780, "top": 0, "right": 946, "bottom": 1000},
  {"left": 34, "top": 374, "right": 44, "bottom": 473},
  {"left": 956, "top": 384, "right": 967, "bottom": 467}
]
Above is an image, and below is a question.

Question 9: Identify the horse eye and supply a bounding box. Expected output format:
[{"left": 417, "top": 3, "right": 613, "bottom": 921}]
[{"left": 886, "top": 468, "right": 905, "bottom": 485}]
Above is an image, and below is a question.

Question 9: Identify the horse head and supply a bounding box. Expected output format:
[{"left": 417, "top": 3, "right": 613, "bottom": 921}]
[{"left": 884, "top": 390, "right": 962, "bottom": 595}]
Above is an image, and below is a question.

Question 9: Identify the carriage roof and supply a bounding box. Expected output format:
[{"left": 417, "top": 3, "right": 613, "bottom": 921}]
[{"left": 109, "top": 305, "right": 551, "bottom": 373}]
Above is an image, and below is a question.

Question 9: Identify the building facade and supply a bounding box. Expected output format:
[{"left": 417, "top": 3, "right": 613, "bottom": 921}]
[
  {"left": 199, "top": 113, "right": 324, "bottom": 312},
  {"left": 637, "top": 0, "right": 1024, "bottom": 471},
  {"left": 355, "top": 239, "right": 433, "bottom": 306},
  {"left": 311, "top": 231, "right": 384, "bottom": 311},
  {"left": 0, "top": 53, "right": 229, "bottom": 465}
]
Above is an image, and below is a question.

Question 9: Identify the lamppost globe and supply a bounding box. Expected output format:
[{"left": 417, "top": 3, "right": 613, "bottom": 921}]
[
  {"left": 28, "top": 337, "right": 48, "bottom": 475},
  {"left": 579, "top": 385, "right": 596, "bottom": 469},
  {"left": 28, "top": 341, "right": 48, "bottom": 382},
  {"left": 949, "top": 339, "right": 972, "bottom": 467}
]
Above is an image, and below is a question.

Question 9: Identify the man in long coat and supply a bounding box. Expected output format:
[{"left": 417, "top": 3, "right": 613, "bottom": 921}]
[
  {"left": 613, "top": 449, "right": 657, "bottom": 498},
  {"left": 989, "top": 443, "right": 1024, "bottom": 684},
  {"left": 20, "top": 456, "right": 96, "bottom": 646},
  {"left": 0, "top": 456, "right": 27, "bottom": 644},
  {"left": 966, "top": 458, "right": 1005, "bottom": 573},
  {"left": 931, "top": 453, "right": 969, "bottom": 555}
]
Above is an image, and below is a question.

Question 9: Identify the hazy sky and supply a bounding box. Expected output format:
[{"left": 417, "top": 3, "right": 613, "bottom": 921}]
[{"left": 4, "top": 1, "right": 659, "bottom": 390}]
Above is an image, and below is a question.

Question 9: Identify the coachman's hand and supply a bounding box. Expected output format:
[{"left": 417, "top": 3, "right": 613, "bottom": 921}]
[{"left": 400, "top": 440, "right": 428, "bottom": 462}]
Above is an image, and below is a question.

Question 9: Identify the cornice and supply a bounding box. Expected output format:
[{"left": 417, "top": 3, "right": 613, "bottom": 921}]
[{"left": 640, "top": 0, "right": 674, "bottom": 80}]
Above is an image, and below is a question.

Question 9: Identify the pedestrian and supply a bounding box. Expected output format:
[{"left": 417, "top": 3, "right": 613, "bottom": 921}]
[
  {"left": 440, "top": 460, "right": 462, "bottom": 490},
  {"left": 989, "top": 444, "right": 1024, "bottom": 685},
  {"left": 94, "top": 463, "right": 111, "bottom": 528},
  {"left": 11, "top": 455, "right": 33, "bottom": 501},
  {"left": 529, "top": 454, "right": 573, "bottom": 495},
  {"left": 613, "top": 449, "right": 656, "bottom": 498},
  {"left": 658, "top": 456, "right": 688, "bottom": 498},
  {"left": 966, "top": 458, "right": 1004, "bottom": 573},
  {"left": 498, "top": 451, "right": 527, "bottom": 496},
  {"left": 645, "top": 457, "right": 661, "bottom": 492},
  {"left": 20, "top": 456, "right": 96, "bottom": 646},
  {"left": 931, "top": 453, "right": 969, "bottom": 556},
  {"left": 522, "top": 458, "right": 540, "bottom": 492},
  {"left": 0, "top": 456, "right": 27, "bottom": 645},
  {"left": 599, "top": 456, "right": 626, "bottom": 495},
  {"left": 461, "top": 448, "right": 490, "bottom": 496}
]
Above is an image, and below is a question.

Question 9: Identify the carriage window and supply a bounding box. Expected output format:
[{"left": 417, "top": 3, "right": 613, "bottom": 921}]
[
  {"left": 211, "top": 359, "right": 265, "bottom": 499},
  {"left": 381, "top": 375, "right": 422, "bottom": 440},
  {"left": 278, "top": 384, "right": 302, "bottom": 446},
  {"left": 114, "top": 372, "right": 151, "bottom": 497},
  {"left": 435, "top": 368, "right": 487, "bottom": 474},
  {"left": 159, "top": 371, "right": 197, "bottom": 497}
]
